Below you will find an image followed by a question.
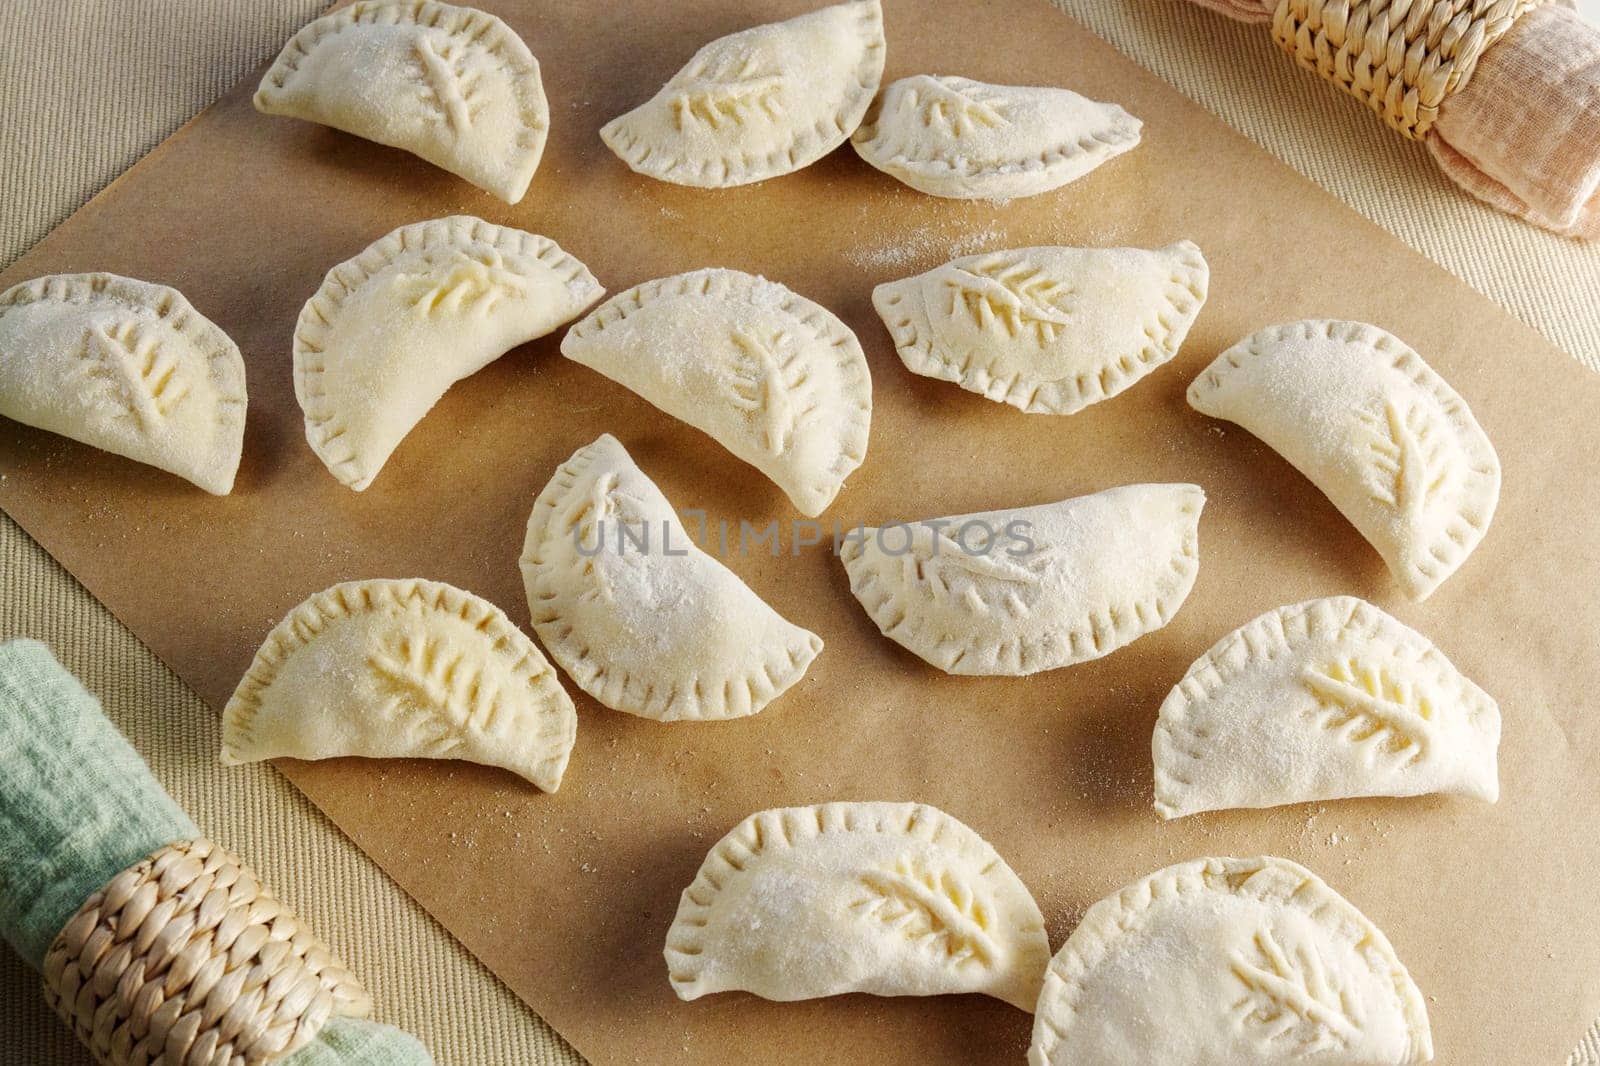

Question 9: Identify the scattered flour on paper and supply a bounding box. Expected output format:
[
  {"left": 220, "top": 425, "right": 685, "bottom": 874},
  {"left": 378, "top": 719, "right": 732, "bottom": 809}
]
[{"left": 845, "top": 224, "right": 1005, "bottom": 271}]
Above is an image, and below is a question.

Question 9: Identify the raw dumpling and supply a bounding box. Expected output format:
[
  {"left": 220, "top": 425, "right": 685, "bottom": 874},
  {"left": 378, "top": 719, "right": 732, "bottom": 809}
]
[
  {"left": 1153, "top": 596, "right": 1499, "bottom": 818},
  {"left": 295, "top": 215, "right": 602, "bottom": 490},
  {"left": 873, "top": 242, "right": 1208, "bottom": 414},
  {"left": 520, "top": 434, "right": 822, "bottom": 720},
  {"left": 851, "top": 75, "right": 1141, "bottom": 199},
  {"left": 840, "top": 484, "right": 1204, "bottom": 675},
  {"left": 666, "top": 801, "right": 1050, "bottom": 1010},
  {"left": 222, "top": 578, "right": 577, "bottom": 792},
  {"left": 0, "top": 273, "right": 245, "bottom": 494},
  {"left": 560, "top": 268, "right": 870, "bottom": 517},
  {"left": 255, "top": 0, "right": 549, "bottom": 203},
  {"left": 1030, "top": 856, "right": 1432, "bottom": 1065},
  {"left": 1189, "top": 320, "right": 1500, "bottom": 601},
  {"left": 601, "top": 0, "right": 885, "bottom": 187}
]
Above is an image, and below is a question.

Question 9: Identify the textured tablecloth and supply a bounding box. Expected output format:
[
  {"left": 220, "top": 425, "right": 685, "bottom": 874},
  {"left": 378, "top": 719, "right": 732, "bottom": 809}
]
[{"left": 2, "top": 2, "right": 1598, "bottom": 1064}]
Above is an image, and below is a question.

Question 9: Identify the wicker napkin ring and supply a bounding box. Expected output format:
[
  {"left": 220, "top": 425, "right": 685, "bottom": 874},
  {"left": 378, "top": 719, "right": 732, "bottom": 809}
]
[
  {"left": 1272, "top": 0, "right": 1543, "bottom": 138},
  {"left": 40, "top": 838, "right": 373, "bottom": 1066}
]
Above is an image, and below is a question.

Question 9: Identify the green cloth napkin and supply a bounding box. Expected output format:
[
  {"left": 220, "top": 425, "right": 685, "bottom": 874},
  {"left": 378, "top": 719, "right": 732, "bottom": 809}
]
[{"left": 0, "top": 638, "right": 432, "bottom": 1065}]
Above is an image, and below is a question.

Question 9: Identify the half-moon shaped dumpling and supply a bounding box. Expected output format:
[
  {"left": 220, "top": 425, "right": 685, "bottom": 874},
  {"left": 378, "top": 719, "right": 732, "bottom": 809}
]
[
  {"left": 0, "top": 273, "right": 246, "bottom": 494},
  {"left": 222, "top": 578, "right": 577, "bottom": 792},
  {"left": 873, "top": 242, "right": 1208, "bottom": 415},
  {"left": 851, "top": 75, "right": 1142, "bottom": 199},
  {"left": 255, "top": 1, "right": 548, "bottom": 204},
  {"left": 1030, "top": 856, "right": 1432, "bottom": 1065},
  {"left": 560, "top": 268, "right": 870, "bottom": 517},
  {"left": 1189, "top": 320, "right": 1500, "bottom": 601},
  {"left": 295, "top": 216, "right": 602, "bottom": 491},
  {"left": 600, "top": 0, "right": 885, "bottom": 187},
  {"left": 666, "top": 802, "right": 1050, "bottom": 1010},
  {"left": 1153, "top": 596, "right": 1499, "bottom": 819},
  {"left": 520, "top": 434, "right": 823, "bottom": 720},
  {"left": 840, "top": 484, "right": 1204, "bottom": 675}
]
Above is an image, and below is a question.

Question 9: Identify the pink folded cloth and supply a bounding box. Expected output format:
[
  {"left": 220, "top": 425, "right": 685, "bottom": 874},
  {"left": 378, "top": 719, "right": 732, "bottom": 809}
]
[{"left": 1184, "top": 0, "right": 1600, "bottom": 238}]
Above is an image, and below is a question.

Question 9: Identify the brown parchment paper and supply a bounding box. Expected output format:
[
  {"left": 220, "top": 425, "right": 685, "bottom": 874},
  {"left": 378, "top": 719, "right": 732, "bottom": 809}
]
[{"left": 1, "top": 1, "right": 1596, "bottom": 1062}]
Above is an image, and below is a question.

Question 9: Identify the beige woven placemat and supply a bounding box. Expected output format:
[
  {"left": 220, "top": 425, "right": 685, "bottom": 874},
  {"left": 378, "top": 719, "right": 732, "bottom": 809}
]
[{"left": 1, "top": 1, "right": 1597, "bottom": 1064}]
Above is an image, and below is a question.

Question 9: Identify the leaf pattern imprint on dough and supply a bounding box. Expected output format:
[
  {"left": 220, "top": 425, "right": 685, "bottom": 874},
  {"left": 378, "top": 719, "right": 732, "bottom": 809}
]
[
  {"left": 1355, "top": 399, "right": 1451, "bottom": 523},
  {"left": 367, "top": 625, "right": 495, "bottom": 754},
  {"left": 1300, "top": 657, "right": 1436, "bottom": 767},
  {"left": 396, "top": 257, "right": 527, "bottom": 319},
  {"left": 79, "top": 320, "right": 190, "bottom": 428},
  {"left": 906, "top": 79, "right": 1008, "bottom": 136},
  {"left": 670, "top": 55, "right": 785, "bottom": 131},
  {"left": 412, "top": 36, "right": 492, "bottom": 135},
  {"left": 561, "top": 471, "right": 653, "bottom": 604},
  {"left": 943, "top": 257, "right": 1074, "bottom": 344},
  {"left": 725, "top": 327, "right": 809, "bottom": 456},
  {"left": 903, "top": 531, "right": 1061, "bottom": 619},
  {"left": 1229, "top": 926, "right": 1362, "bottom": 1053},
  {"left": 853, "top": 856, "right": 999, "bottom": 967}
]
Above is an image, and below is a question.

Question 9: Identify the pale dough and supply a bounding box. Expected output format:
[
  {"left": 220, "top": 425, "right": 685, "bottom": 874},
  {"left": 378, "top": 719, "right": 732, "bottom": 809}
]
[
  {"left": 560, "top": 268, "right": 870, "bottom": 517},
  {"left": 520, "top": 434, "right": 823, "bottom": 721},
  {"left": 666, "top": 801, "right": 1050, "bottom": 1010},
  {"left": 295, "top": 215, "right": 601, "bottom": 491},
  {"left": 1030, "top": 856, "right": 1432, "bottom": 1065},
  {"left": 601, "top": 0, "right": 885, "bottom": 187},
  {"left": 840, "top": 484, "right": 1204, "bottom": 675},
  {"left": 0, "top": 272, "right": 245, "bottom": 494},
  {"left": 222, "top": 578, "right": 577, "bottom": 792},
  {"left": 1154, "top": 596, "right": 1500, "bottom": 818},
  {"left": 873, "top": 241, "right": 1208, "bottom": 414},
  {"left": 852, "top": 74, "right": 1141, "bottom": 199},
  {"left": 255, "top": 0, "right": 549, "bottom": 204},
  {"left": 1189, "top": 320, "right": 1500, "bottom": 601}
]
